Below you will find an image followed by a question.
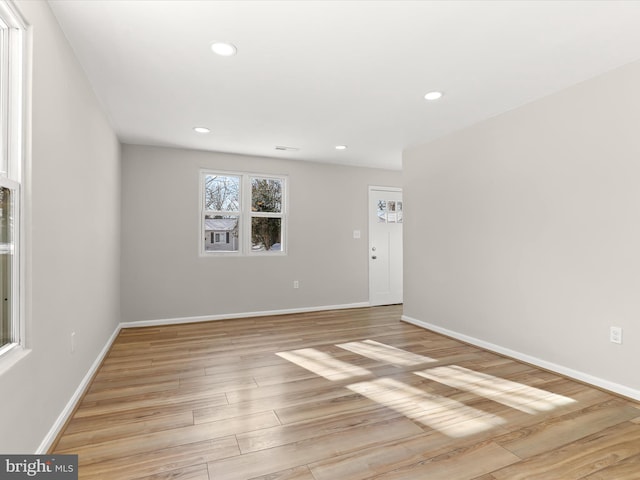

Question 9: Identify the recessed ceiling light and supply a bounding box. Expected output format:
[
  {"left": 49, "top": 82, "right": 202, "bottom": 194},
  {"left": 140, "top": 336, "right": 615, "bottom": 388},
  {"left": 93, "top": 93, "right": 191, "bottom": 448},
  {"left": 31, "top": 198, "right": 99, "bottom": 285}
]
[
  {"left": 335, "top": 145, "right": 347, "bottom": 150},
  {"left": 211, "top": 42, "right": 237, "bottom": 57},
  {"left": 194, "top": 127, "right": 210, "bottom": 134},
  {"left": 424, "top": 91, "right": 443, "bottom": 101}
]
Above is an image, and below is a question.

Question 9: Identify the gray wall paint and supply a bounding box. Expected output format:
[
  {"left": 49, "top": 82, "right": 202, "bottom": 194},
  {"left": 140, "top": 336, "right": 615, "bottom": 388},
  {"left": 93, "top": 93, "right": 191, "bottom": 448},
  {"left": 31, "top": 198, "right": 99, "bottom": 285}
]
[
  {"left": 121, "top": 144, "right": 401, "bottom": 322},
  {"left": 0, "top": 1, "right": 120, "bottom": 452},
  {"left": 403, "top": 60, "right": 640, "bottom": 391}
]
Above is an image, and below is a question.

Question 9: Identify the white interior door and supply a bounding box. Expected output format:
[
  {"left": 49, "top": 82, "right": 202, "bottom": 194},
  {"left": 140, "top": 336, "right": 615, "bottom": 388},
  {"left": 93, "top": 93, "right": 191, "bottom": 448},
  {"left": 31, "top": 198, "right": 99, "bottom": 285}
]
[{"left": 369, "top": 186, "right": 403, "bottom": 306}]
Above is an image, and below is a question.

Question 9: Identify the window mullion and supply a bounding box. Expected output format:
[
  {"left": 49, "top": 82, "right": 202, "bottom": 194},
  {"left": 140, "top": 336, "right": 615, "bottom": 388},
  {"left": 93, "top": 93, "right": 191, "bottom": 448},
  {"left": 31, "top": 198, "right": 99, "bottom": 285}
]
[
  {"left": 243, "top": 175, "right": 250, "bottom": 254},
  {"left": 250, "top": 211, "right": 283, "bottom": 218}
]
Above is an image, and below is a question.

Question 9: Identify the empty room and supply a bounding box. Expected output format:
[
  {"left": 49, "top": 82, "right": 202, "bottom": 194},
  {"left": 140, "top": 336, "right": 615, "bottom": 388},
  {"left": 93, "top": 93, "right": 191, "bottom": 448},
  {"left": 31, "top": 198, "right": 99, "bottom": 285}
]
[{"left": 0, "top": 1, "right": 639, "bottom": 479}]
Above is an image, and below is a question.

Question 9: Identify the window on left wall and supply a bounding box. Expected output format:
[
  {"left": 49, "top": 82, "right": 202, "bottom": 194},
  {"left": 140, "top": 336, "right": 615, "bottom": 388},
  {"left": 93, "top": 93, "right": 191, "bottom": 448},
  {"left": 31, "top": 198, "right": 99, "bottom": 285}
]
[{"left": 0, "top": 1, "right": 25, "bottom": 355}]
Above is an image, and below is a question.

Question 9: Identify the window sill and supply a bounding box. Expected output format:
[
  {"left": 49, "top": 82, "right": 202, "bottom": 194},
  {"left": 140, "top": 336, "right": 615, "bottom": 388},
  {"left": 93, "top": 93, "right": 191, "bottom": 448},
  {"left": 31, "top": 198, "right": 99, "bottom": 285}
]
[
  {"left": 200, "top": 251, "right": 288, "bottom": 258},
  {"left": 0, "top": 344, "right": 31, "bottom": 376}
]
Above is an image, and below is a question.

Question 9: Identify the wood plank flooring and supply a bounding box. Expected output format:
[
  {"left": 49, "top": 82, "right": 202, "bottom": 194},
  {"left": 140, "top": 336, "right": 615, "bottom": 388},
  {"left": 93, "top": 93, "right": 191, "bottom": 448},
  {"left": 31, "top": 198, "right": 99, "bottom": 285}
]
[{"left": 50, "top": 306, "right": 640, "bottom": 479}]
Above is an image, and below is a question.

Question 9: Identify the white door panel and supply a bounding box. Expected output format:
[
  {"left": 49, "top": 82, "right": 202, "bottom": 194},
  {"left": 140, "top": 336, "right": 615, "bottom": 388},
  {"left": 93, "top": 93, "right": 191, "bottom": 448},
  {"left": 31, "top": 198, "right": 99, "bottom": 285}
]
[{"left": 369, "top": 187, "right": 403, "bottom": 306}]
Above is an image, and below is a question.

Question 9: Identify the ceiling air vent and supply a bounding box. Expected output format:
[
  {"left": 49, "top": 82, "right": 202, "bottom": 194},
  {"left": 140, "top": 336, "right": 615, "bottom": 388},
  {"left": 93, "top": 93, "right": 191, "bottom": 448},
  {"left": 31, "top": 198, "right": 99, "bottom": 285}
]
[{"left": 275, "top": 145, "right": 300, "bottom": 152}]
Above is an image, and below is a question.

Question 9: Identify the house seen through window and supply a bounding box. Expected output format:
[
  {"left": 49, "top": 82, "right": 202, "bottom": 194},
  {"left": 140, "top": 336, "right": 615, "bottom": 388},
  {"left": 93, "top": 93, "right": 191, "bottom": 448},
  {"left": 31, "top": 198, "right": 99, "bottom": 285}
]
[
  {"left": 203, "top": 174, "right": 240, "bottom": 252},
  {"left": 202, "top": 172, "right": 286, "bottom": 254}
]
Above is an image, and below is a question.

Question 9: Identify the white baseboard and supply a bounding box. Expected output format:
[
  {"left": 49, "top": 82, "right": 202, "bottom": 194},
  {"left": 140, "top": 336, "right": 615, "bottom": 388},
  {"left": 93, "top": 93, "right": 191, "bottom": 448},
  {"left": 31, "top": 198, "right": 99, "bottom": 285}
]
[
  {"left": 120, "top": 302, "right": 370, "bottom": 328},
  {"left": 36, "top": 324, "right": 122, "bottom": 454},
  {"left": 401, "top": 314, "right": 640, "bottom": 402},
  {"left": 38, "top": 301, "right": 371, "bottom": 452}
]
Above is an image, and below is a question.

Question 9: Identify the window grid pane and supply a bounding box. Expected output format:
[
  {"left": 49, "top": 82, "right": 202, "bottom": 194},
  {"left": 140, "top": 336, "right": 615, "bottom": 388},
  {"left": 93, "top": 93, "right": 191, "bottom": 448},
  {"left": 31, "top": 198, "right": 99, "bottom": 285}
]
[
  {"left": 204, "top": 175, "right": 240, "bottom": 212},
  {"left": 251, "top": 217, "right": 282, "bottom": 252},
  {"left": 251, "top": 177, "right": 282, "bottom": 213},
  {"left": 0, "top": 185, "right": 12, "bottom": 348},
  {"left": 0, "top": 27, "right": 8, "bottom": 176},
  {"left": 204, "top": 214, "right": 239, "bottom": 252}
]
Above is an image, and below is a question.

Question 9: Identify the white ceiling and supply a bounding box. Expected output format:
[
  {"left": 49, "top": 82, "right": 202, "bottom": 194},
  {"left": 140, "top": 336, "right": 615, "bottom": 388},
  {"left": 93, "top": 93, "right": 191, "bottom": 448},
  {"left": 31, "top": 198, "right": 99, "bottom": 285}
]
[{"left": 48, "top": 0, "right": 640, "bottom": 170}]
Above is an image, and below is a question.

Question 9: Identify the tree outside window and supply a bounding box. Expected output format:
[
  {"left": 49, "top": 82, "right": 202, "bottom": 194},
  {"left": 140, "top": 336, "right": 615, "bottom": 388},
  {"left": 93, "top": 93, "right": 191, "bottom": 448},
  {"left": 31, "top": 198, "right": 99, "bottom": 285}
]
[{"left": 251, "top": 178, "right": 283, "bottom": 251}]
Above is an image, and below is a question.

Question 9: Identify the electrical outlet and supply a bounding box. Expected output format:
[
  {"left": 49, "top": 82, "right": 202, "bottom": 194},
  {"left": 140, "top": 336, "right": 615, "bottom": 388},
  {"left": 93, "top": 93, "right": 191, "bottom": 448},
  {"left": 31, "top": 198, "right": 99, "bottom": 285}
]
[
  {"left": 71, "top": 331, "right": 76, "bottom": 353},
  {"left": 609, "top": 326, "right": 622, "bottom": 344},
  {"left": 293, "top": 280, "right": 299, "bottom": 289}
]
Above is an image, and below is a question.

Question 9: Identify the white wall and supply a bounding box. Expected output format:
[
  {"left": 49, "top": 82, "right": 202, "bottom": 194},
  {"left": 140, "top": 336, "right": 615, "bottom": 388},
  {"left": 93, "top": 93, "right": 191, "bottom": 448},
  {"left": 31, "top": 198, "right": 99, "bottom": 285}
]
[
  {"left": 121, "top": 144, "right": 401, "bottom": 322},
  {"left": 0, "top": 1, "right": 120, "bottom": 452},
  {"left": 403, "top": 60, "right": 640, "bottom": 395}
]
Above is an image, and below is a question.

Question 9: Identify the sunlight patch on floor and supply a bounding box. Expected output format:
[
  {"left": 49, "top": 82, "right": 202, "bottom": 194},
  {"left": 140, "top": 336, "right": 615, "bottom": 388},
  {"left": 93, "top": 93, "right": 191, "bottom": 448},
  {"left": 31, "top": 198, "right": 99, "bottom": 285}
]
[
  {"left": 277, "top": 340, "right": 575, "bottom": 436},
  {"left": 276, "top": 348, "right": 372, "bottom": 381},
  {"left": 336, "top": 339, "right": 437, "bottom": 367},
  {"left": 348, "top": 377, "right": 506, "bottom": 437},
  {"left": 415, "top": 365, "right": 576, "bottom": 414}
]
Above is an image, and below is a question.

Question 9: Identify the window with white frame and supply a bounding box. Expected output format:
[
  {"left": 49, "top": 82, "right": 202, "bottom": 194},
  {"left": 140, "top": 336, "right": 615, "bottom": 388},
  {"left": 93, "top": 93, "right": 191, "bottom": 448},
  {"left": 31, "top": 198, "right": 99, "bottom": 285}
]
[
  {"left": 201, "top": 171, "right": 286, "bottom": 255},
  {"left": 203, "top": 174, "right": 240, "bottom": 252},
  {"left": 0, "top": 1, "right": 25, "bottom": 354},
  {"left": 250, "top": 176, "right": 284, "bottom": 252}
]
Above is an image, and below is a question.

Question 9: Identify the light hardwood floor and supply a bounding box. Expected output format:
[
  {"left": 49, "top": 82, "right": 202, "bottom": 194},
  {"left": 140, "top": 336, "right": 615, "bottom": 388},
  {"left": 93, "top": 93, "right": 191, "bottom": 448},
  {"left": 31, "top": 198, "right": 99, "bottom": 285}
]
[{"left": 51, "top": 306, "right": 640, "bottom": 479}]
